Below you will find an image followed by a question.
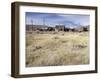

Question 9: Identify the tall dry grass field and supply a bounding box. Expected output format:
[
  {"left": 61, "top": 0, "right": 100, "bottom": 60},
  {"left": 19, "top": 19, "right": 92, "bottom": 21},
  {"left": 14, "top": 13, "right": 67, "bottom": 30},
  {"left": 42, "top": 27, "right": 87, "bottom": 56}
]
[{"left": 26, "top": 31, "right": 89, "bottom": 67}]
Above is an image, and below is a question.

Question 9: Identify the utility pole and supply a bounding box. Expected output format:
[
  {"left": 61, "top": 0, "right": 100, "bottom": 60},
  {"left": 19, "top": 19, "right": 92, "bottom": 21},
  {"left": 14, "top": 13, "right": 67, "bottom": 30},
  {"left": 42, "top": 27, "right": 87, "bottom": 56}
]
[
  {"left": 43, "top": 17, "right": 45, "bottom": 26},
  {"left": 31, "top": 19, "right": 34, "bottom": 26},
  {"left": 31, "top": 19, "right": 34, "bottom": 31}
]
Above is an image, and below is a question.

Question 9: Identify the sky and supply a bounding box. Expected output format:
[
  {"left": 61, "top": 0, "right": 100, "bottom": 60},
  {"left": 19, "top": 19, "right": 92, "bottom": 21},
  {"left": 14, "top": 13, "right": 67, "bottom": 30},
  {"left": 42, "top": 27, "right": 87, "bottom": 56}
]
[{"left": 25, "top": 12, "right": 90, "bottom": 28}]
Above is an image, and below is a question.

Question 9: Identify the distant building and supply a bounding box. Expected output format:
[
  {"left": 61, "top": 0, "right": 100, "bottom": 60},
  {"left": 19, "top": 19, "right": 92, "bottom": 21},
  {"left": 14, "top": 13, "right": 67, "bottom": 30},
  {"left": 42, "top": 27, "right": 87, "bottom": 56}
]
[
  {"left": 26, "top": 24, "right": 89, "bottom": 32},
  {"left": 55, "top": 25, "right": 65, "bottom": 31},
  {"left": 75, "top": 25, "right": 89, "bottom": 32},
  {"left": 26, "top": 25, "right": 49, "bottom": 31}
]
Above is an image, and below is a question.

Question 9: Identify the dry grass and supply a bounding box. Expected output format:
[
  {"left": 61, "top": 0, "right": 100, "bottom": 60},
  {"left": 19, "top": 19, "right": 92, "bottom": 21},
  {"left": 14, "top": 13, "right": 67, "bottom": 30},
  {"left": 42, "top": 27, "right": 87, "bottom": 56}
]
[{"left": 26, "top": 31, "right": 89, "bottom": 67}]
